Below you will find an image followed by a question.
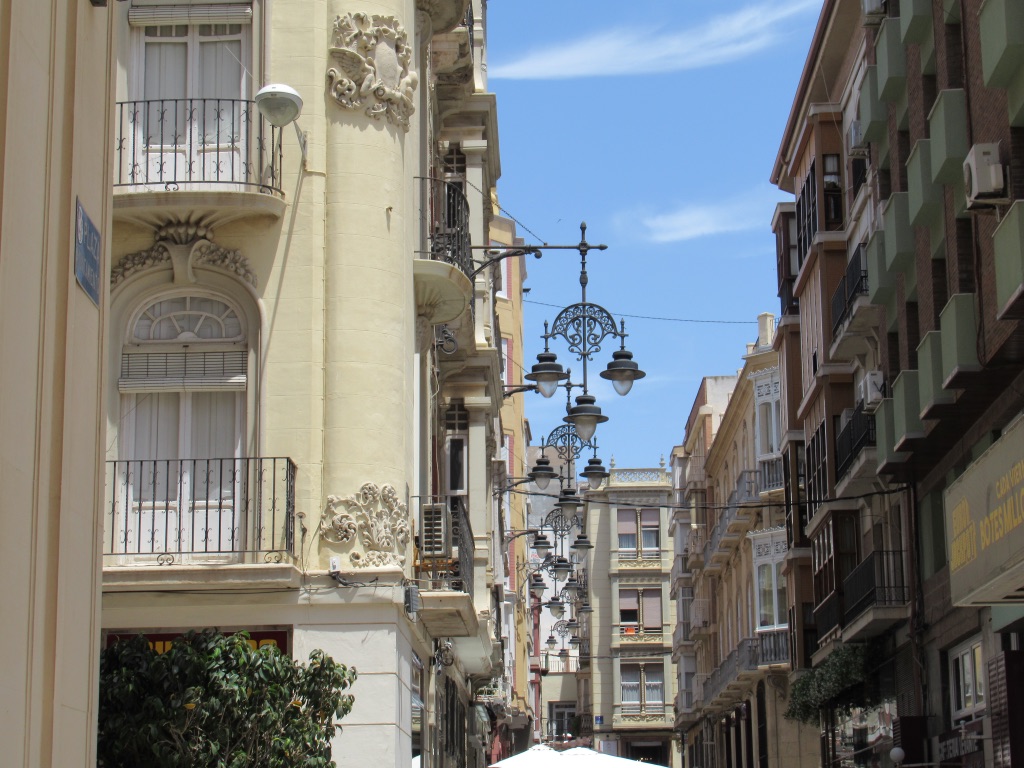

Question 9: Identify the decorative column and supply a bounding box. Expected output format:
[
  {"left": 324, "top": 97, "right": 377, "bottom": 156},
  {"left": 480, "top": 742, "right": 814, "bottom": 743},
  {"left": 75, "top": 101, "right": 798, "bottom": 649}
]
[{"left": 320, "top": 4, "right": 420, "bottom": 571}]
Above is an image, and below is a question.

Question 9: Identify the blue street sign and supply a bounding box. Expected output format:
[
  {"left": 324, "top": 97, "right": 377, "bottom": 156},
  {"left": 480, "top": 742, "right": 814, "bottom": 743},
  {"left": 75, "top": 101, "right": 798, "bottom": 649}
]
[{"left": 75, "top": 197, "right": 101, "bottom": 306}]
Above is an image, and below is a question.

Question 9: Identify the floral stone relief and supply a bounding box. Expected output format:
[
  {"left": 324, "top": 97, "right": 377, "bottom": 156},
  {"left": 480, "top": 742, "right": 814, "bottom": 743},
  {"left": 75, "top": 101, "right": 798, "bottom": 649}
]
[
  {"left": 110, "top": 224, "right": 257, "bottom": 288},
  {"left": 320, "top": 483, "right": 411, "bottom": 569},
  {"left": 326, "top": 13, "right": 419, "bottom": 131}
]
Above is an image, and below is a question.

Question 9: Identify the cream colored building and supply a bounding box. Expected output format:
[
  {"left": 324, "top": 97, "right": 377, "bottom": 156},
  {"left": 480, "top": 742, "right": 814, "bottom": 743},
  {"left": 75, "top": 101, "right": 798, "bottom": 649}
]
[
  {"left": 670, "top": 375, "right": 735, "bottom": 739},
  {"left": 98, "top": 1, "right": 518, "bottom": 767},
  {"left": 678, "top": 315, "right": 818, "bottom": 768},
  {"left": 585, "top": 463, "right": 678, "bottom": 766},
  {"left": 1, "top": 2, "right": 116, "bottom": 766}
]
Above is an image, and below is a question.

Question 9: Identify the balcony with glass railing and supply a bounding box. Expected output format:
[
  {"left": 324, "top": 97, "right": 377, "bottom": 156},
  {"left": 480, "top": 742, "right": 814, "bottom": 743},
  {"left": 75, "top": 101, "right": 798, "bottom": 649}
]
[{"left": 104, "top": 456, "right": 296, "bottom": 571}]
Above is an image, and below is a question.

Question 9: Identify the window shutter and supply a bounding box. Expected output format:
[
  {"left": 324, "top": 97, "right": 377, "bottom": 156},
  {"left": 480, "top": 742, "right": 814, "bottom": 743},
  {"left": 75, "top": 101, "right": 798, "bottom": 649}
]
[
  {"left": 617, "top": 510, "right": 635, "bottom": 535},
  {"left": 619, "top": 589, "right": 638, "bottom": 611},
  {"left": 642, "top": 589, "right": 662, "bottom": 629},
  {"left": 119, "top": 350, "right": 247, "bottom": 392},
  {"left": 640, "top": 508, "right": 660, "bottom": 526},
  {"left": 129, "top": 4, "right": 253, "bottom": 26}
]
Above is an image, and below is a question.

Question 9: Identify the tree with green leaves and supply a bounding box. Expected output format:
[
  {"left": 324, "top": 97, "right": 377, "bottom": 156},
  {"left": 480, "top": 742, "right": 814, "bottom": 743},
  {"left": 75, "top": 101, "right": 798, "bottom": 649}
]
[{"left": 98, "top": 629, "right": 357, "bottom": 768}]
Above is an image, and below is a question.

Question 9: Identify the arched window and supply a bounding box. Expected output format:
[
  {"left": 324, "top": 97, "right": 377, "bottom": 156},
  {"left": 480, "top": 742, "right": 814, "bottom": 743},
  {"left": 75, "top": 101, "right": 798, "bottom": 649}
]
[{"left": 113, "top": 291, "right": 251, "bottom": 563}]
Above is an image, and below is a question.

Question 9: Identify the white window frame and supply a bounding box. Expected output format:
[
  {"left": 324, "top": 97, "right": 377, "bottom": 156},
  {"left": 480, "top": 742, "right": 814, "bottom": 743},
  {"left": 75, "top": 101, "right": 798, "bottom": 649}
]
[
  {"left": 949, "top": 636, "right": 986, "bottom": 723},
  {"left": 749, "top": 527, "right": 789, "bottom": 632},
  {"left": 115, "top": 291, "right": 251, "bottom": 563},
  {"left": 129, "top": 6, "right": 253, "bottom": 102},
  {"left": 752, "top": 370, "right": 782, "bottom": 461}
]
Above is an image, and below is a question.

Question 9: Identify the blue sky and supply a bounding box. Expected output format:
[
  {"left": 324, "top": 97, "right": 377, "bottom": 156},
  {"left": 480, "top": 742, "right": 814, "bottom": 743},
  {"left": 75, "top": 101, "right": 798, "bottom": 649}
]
[{"left": 487, "top": 0, "right": 822, "bottom": 469}]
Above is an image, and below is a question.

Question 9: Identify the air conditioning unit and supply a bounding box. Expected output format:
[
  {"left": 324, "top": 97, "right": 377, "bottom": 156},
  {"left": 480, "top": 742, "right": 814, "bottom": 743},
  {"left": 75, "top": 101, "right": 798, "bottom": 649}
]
[
  {"left": 420, "top": 503, "right": 451, "bottom": 558},
  {"left": 858, "top": 370, "right": 886, "bottom": 411},
  {"left": 862, "top": 0, "right": 886, "bottom": 23},
  {"left": 964, "top": 143, "right": 1008, "bottom": 209},
  {"left": 848, "top": 120, "right": 868, "bottom": 156}
]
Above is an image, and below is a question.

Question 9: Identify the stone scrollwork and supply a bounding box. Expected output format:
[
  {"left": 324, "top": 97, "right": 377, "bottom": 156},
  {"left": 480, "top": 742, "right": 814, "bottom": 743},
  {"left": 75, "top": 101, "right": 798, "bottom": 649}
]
[
  {"left": 327, "top": 13, "right": 419, "bottom": 131},
  {"left": 320, "top": 495, "right": 358, "bottom": 543},
  {"left": 319, "top": 483, "right": 411, "bottom": 568}
]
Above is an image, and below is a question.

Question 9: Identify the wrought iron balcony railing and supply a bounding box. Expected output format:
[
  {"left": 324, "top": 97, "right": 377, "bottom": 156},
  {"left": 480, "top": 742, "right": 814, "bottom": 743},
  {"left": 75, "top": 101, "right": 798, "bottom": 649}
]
[
  {"left": 842, "top": 549, "right": 908, "bottom": 623},
  {"left": 114, "top": 99, "right": 285, "bottom": 194},
  {"left": 415, "top": 495, "right": 474, "bottom": 600},
  {"left": 830, "top": 244, "right": 868, "bottom": 337},
  {"left": 425, "top": 177, "right": 472, "bottom": 279},
  {"left": 835, "top": 404, "right": 877, "bottom": 480},
  {"left": 104, "top": 457, "right": 296, "bottom": 565},
  {"left": 813, "top": 591, "right": 844, "bottom": 643}
]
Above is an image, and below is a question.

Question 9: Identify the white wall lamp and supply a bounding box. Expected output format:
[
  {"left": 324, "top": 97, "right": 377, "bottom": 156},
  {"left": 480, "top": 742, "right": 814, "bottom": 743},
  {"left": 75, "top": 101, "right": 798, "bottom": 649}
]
[{"left": 255, "top": 83, "right": 307, "bottom": 168}]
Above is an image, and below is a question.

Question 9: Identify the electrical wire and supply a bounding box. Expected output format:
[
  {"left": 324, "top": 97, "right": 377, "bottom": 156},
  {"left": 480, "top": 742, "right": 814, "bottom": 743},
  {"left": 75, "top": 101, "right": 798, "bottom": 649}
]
[{"left": 526, "top": 299, "right": 755, "bottom": 325}]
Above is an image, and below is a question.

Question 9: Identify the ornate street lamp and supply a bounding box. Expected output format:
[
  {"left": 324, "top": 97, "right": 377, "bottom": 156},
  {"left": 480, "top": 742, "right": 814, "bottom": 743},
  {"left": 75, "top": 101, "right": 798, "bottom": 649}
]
[{"left": 529, "top": 223, "right": 645, "bottom": 441}]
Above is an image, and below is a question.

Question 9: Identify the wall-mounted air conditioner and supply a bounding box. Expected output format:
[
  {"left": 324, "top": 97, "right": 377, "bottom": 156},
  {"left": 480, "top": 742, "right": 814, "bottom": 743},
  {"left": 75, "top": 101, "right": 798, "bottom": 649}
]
[
  {"left": 862, "top": 0, "right": 886, "bottom": 24},
  {"left": 858, "top": 370, "right": 886, "bottom": 411},
  {"left": 420, "top": 503, "right": 451, "bottom": 558},
  {"left": 964, "top": 143, "right": 1008, "bottom": 209},
  {"left": 848, "top": 120, "right": 868, "bottom": 157}
]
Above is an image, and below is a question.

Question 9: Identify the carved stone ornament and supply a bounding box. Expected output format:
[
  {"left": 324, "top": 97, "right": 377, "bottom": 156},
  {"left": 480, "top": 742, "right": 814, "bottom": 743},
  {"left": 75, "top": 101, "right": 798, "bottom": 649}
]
[
  {"left": 191, "top": 241, "right": 257, "bottom": 287},
  {"left": 110, "top": 243, "right": 172, "bottom": 285},
  {"left": 326, "top": 13, "right": 419, "bottom": 131},
  {"left": 319, "top": 483, "right": 411, "bottom": 568},
  {"left": 111, "top": 228, "right": 257, "bottom": 288},
  {"left": 415, "top": 0, "right": 471, "bottom": 35}
]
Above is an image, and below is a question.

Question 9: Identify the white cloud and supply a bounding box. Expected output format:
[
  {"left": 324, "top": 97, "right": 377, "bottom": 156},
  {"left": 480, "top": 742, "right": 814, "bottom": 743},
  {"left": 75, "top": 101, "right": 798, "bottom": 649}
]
[
  {"left": 490, "top": 1, "right": 820, "bottom": 80},
  {"left": 635, "top": 186, "right": 784, "bottom": 243}
]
